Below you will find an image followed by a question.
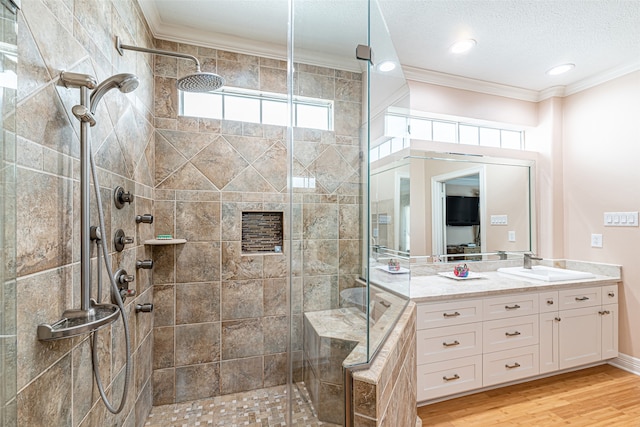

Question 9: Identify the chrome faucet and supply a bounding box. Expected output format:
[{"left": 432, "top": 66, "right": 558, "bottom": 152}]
[{"left": 523, "top": 253, "right": 543, "bottom": 269}]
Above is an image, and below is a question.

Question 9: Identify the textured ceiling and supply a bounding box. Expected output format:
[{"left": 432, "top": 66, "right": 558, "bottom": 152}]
[{"left": 140, "top": 0, "right": 640, "bottom": 96}]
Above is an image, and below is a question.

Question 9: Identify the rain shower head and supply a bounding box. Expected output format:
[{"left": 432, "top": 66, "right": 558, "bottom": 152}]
[
  {"left": 89, "top": 73, "right": 139, "bottom": 114},
  {"left": 177, "top": 72, "right": 225, "bottom": 92},
  {"left": 116, "top": 36, "right": 225, "bottom": 92}
]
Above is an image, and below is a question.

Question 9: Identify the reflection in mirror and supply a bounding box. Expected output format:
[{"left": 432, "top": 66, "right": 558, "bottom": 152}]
[
  {"left": 410, "top": 151, "right": 535, "bottom": 262},
  {"left": 370, "top": 157, "right": 410, "bottom": 260}
]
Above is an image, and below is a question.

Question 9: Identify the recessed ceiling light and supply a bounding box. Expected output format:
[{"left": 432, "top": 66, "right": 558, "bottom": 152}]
[
  {"left": 450, "top": 39, "right": 476, "bottom": 54},
  {"left": 546, "top": 63, "right": 575, "bottom": 76},
  {"left": 378, "top": 61, "right": 396, "bottom": 72}
]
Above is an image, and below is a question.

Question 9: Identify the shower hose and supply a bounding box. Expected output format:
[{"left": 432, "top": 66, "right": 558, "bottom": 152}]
[{"left": 89, "top": 139, "right": 132, "bottom": 414}]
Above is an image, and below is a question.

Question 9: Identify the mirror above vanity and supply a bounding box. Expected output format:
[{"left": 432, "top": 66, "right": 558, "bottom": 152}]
[{"left": 370, "top": 148, "right": 537, "bottom": 264}]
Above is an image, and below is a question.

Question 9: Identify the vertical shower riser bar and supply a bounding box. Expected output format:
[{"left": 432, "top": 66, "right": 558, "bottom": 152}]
[{"left": 79, "top": 84, "right": 92, "bottom": 313}]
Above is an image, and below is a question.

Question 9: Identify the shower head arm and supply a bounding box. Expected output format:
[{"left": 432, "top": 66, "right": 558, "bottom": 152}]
[{"left": 116, "top": 36, "right": 202, "bottom": 72}]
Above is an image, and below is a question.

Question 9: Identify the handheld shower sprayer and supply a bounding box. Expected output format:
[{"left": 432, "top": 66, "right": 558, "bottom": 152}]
[
  {"left": 115, "top": 36, "right": 225, "bottom": 92},
  {"left": 89, "top": 73, "right": 139, "bottom": 114}
]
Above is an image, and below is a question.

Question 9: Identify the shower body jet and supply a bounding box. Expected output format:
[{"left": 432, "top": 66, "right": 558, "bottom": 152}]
[{"left": 116, "top": 36, "right": 225, "bottom": 92}]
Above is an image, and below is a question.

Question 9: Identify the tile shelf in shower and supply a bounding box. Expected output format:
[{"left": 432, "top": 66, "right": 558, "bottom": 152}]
[{"left": 144, "top": 238, "right": 187, "bottom": 245}]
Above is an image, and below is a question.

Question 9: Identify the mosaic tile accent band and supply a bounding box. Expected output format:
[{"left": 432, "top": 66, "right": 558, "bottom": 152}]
[{"left": 242, "top": 211, "right": 284, "bottom": 253}]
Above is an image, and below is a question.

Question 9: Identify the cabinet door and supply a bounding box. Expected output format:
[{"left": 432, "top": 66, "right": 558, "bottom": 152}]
[
  {"left": 559, "top": 306, "right": 601, "bottom": 369},
  {"left": 601, "top": 303, "right": 618, "bottom": 360},
  {"left": 539, "top": 311, "right": 560, "bottom": 374}
]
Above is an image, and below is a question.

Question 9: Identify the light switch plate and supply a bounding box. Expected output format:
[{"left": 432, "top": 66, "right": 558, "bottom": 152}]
[
  {"left": 491, "top": 215, "right": 508, "bottom": 225},
  {"left": 508, "top": 231, "right": 516, "bottom": 242},
  {"left": 604, "top": 211, "right": 638, "bottom": 227}
]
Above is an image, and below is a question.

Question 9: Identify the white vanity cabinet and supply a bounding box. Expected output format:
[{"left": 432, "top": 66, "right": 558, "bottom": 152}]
[
  {"left": 539, "top": 284, "right": 618, "bottom": 372},
  {"left": 416, "top": 300, "right": 484, "bottom": 401},
  {"left": 417, "top": 281, "right": 619, "bottom": 403}
]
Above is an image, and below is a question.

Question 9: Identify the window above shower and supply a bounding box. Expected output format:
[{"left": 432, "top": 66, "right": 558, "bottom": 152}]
[{"left": 180, "top": 87, "right": 334, "bottom": 130}]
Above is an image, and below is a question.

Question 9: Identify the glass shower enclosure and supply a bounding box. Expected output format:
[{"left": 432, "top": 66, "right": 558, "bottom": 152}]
[{"left": 290, "top": 0, "right": 410, "bottom": 424}]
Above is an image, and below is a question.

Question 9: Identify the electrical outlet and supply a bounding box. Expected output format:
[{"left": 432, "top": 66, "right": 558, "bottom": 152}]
[
  {"left": 508, "top": 231, "right": 516, "bottom": 242},
  {"left": 591, "top": 234, "right": 603, "bottom": 248}
]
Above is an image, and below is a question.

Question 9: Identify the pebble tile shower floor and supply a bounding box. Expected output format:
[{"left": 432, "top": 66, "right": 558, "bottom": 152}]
[{"left": 145, "top": 383, "right": 340, "bottom": 427}]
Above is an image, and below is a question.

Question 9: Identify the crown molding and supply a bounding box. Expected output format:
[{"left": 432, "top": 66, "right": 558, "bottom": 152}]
[
  {"left": 565, "top": 60, "right": 640, "bottom": 96},
  {"left": 403, "top": 66, "right": 540, "bottom": 102}
]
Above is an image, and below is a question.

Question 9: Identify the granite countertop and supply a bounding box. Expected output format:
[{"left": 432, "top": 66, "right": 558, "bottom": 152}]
[{"left": 410, "top": 270, "right": 620, "bottom": 304}]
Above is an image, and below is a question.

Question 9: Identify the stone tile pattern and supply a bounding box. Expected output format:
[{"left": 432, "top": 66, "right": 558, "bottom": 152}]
[
  {"left": 14, "top": 0, "right": 156, "bottom": 426},
  {"left": 145, "top": 383, "right": 339, "bottom": 427},
  {"left": 151, "top": 38, "right": 364, "bottom": 406},
  {"left": 242, "top": 211, "right": 283, "bottom": 252},
  {"left": 352, "top": 304, "right": 417, "bottom": 427}
]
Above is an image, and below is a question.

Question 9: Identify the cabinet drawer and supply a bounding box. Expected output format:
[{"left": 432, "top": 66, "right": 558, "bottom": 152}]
[
  {"left": 417, "top": 300, "right": 483, "bottom": 330},
  {"left": 602, "top": 284, "right": 618, "bottom": 304},
  {"left": 417, "top": 355, "right": 483, "bottom": 401},
  {"left": 418, "top": 323, "right": 482, "bottom": 364},
  {"left": 483, "top": 315, "right": 539, "bottom": 352},
  {"left": 539, "top": 291, "right": 559, "bottom": 313},
  {"left": 483, "top": 293, "right": 538, "bottom": 320},
  {"left": 558, "top": 287, "right": 601, "bottom": 309},
  {"left": 483, "top": 345, "right": 539, "bottom": 387}
]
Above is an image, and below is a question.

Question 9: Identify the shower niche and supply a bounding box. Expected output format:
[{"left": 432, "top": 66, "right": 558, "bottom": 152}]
[{"left": 241, "top": 211, "right": 284, "bottom": 253}]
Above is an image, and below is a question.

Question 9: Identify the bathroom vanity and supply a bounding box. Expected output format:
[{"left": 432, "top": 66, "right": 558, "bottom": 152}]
[{"left": 411, "top": 266, "right": 620, "bottom": 403}]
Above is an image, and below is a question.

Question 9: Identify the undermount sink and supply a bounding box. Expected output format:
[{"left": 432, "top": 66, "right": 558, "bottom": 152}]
[{"left": 497, "top": 265, "right": 596, "bottom": 282}]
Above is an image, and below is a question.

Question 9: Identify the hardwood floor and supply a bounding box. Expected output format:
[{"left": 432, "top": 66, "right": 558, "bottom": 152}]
[{"left": 418, "top": 365, "right": 640, "bottom": 426}]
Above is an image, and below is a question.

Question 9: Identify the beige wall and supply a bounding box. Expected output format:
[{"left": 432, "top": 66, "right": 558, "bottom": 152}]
[
  {"left": 408, "top": 81, "right": 538, "bottom": 127},
  {"left": 562, "top": 71, "right": 640, "bottom": 357}
]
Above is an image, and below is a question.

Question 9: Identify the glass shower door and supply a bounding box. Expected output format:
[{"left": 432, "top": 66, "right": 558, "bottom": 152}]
[
  {"left": 0, "top": 0, "right": 18, "bottom": 425},
  {"left": 290, "top": 0, "right": 409, "bottom": 424}
]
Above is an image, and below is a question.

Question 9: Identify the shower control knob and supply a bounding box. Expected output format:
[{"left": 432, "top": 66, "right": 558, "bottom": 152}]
[
  {"left": 114, "top": 186, "right": 134, "bottom": 209},
  {"left": 118, "top": 274, "right": 135, "bottom": 285},
  {"left": 136, "top": 260, "right": 154, "bottom": 269},
  {"left": 113, "top": 269, "right": 135, "bottom": 304},
  {"left": 119, "top": 288, "right": 136, "bottom": 301},
  {"left": 135, "top": 303, "right": 154, "bottom": 313},
  {"left": 135, "top": 214, "right": 154, "bottom": 224},
  {"left": 114, "top": 229, "right": 134, "bottom": 252}
]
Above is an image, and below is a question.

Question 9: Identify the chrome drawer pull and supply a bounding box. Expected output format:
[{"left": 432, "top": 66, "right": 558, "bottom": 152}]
[
  {"left": 505, "top": 362, "right": 521, "bottom": 369},
  {"left": 608, "top": 292, "right": 615, "bottom": 297},
  {"left": 505, "top": 304, "right": 521, "bottom": 310},
  {"left": 442, "top": 374, "right": 460, "bottom": 382},
  {"left": 505, "top": 331, "right": 521, "bottom": 337},
  {"left": 443, "top": 311, "right": 461, "bottom": 318},
  {"left": 442, "top": 340, "right": 460, "bottom": 347},
  {"left": 575, "top": 296, "right": 589, "bottom": 301},
  {"left": 599, "top": 310, "right": 610, "bottom": 315}
]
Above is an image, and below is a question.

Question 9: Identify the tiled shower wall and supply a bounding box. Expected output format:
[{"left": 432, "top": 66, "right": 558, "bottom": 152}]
[
  {"left": 14, "top": 0, "right": 155, "bottom": 425},
  {"left": 150, "top": 39, "right": 364, "bottom": 404}
]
